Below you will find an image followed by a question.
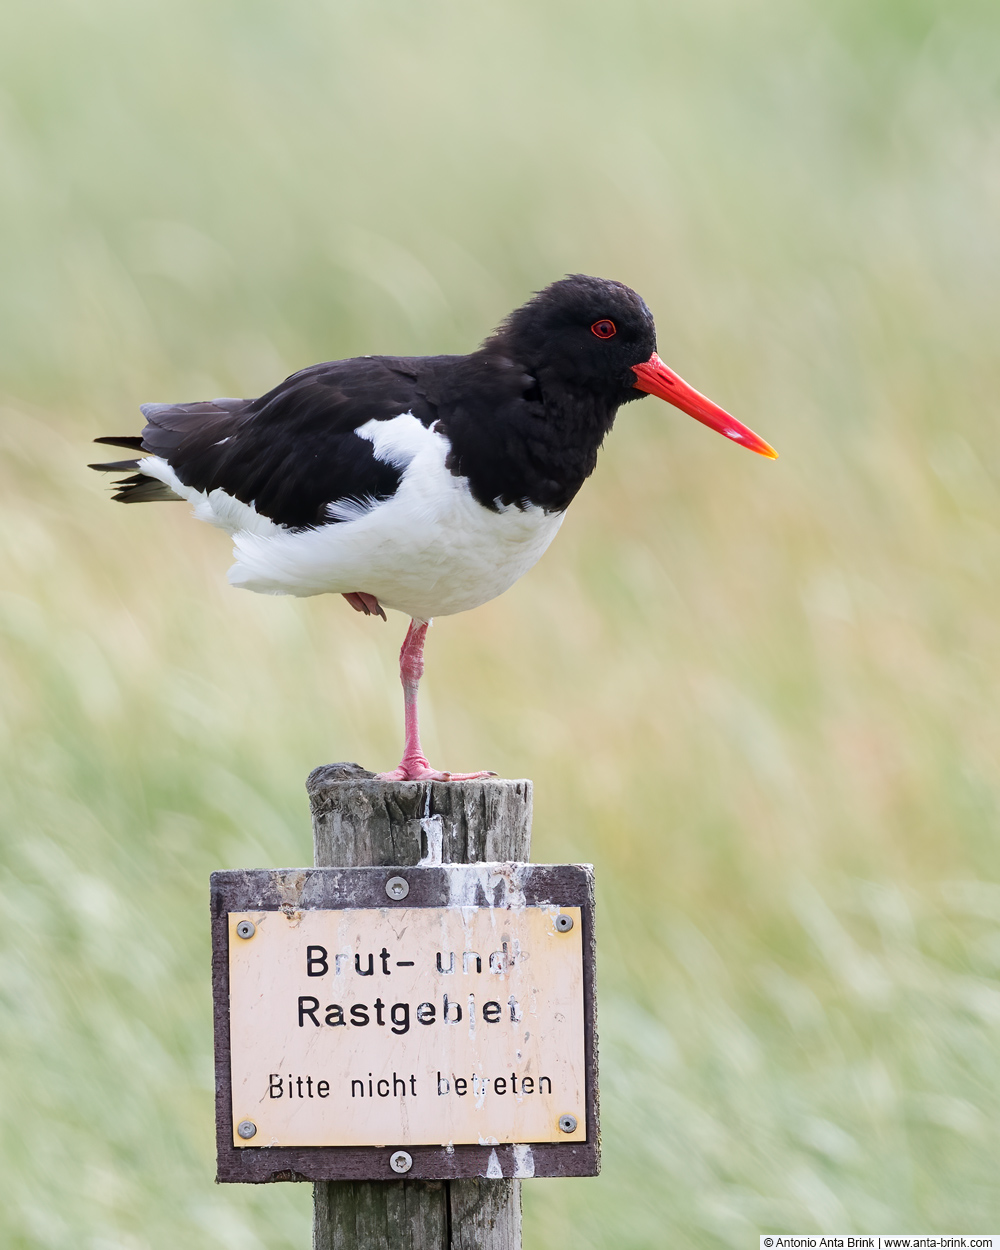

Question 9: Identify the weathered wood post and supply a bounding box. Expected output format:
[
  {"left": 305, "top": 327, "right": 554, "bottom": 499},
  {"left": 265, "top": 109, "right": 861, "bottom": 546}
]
[{"left": 307, "top": 762, "right": 532, "bottom": 1250}]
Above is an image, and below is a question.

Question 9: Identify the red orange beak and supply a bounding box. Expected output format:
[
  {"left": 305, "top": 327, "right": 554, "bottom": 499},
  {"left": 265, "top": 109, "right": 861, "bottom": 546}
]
[{"left": 632, "top": 353, "right": 778, "bottom": 459}]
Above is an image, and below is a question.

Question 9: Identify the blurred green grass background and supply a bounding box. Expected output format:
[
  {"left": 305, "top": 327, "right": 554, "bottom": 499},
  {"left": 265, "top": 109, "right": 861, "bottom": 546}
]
[{"left": 3, "top": 0, "right": 1000, "bottom": 1244}]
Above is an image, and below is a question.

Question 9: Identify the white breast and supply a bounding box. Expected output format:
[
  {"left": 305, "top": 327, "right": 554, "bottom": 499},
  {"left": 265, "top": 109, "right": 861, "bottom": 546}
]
[{"left": 140, "top": 413, "right": 564, "bottom": 620}]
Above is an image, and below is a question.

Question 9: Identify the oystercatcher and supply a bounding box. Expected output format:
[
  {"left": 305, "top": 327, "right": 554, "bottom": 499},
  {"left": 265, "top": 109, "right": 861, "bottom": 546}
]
[{"left": 90, "top": 274, "right": 776, "bottom": 781}]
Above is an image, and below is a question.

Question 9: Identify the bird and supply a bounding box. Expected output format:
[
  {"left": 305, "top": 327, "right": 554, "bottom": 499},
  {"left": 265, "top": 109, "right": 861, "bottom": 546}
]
[{"left": 89, "top": 274, "right": 776, "bottom": 781}]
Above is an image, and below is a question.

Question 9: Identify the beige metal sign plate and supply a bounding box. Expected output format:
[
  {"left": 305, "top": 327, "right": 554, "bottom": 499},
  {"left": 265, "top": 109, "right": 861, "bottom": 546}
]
[
  {"left": 228, "top": 904, "right": 584, "bottom": 1147},
  {"left": 211, "top": 864, "right": 598, "bottom": 1182}
]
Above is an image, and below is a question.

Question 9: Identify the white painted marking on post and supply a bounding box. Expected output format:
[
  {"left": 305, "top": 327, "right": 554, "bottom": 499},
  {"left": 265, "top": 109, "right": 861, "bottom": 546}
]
[
  {"left": 418, "top": 815, "right": 444, "bottom": 866},
  {"left": 512, "top": 1144, "right": 535, "bottom": 1178}
]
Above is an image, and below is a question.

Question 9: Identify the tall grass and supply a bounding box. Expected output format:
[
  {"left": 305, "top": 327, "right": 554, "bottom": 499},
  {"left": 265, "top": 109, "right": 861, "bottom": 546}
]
[{"left": 2, "top": 0, "right": 1000, "bottom": 1244}]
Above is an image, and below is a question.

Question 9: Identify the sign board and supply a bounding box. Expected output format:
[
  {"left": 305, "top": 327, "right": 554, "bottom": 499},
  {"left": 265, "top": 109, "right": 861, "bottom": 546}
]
[{"left": 211, "top": 863, "right": 598, "bottom": 1182}]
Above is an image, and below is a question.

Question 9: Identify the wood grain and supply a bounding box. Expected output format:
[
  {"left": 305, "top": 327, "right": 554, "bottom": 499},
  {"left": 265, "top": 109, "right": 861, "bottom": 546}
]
[
  {"left": 448, "top": 1177, "right": 522, "bottom": 1250},
  {"left": 313, "top": 1180, "right": 449, "bottom": 1249},
  {"left": 307, "top": 764, "right": 533, "bottom": 866}
]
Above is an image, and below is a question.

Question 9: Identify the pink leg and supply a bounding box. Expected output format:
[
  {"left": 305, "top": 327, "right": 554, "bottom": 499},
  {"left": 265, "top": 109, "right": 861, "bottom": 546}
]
[{"left": 378, "top": 619, "right": 496, "bottom": 783}]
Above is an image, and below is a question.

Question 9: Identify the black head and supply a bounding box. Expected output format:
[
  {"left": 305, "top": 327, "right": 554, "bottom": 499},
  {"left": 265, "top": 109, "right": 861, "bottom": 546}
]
[
  {"left": 483, "top": 273, "right": 779, "bottom": 460},
  {"left": 487, "top": 274, "right": 658, "bottom": 405}
]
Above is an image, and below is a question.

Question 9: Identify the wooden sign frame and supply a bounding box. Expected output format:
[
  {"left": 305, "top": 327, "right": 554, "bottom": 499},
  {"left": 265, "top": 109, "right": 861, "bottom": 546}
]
[{"left": 210, "top": 863, "right": 598, "bottom": 1183}]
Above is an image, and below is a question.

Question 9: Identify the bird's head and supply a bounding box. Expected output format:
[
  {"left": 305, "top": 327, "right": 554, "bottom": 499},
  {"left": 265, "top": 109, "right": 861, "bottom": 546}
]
[{"left": 492, "top": 274, "right": 777, "bottom": 459}]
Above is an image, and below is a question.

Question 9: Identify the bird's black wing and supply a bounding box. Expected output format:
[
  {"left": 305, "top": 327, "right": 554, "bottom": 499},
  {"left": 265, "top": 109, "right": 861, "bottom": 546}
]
[{"left": 90, "top": 356, "right": 455, "bottom": 529}]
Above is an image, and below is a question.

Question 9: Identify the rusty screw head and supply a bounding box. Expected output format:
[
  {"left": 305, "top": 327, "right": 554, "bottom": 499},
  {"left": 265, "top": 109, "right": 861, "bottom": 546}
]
[
  {"left": 554, "top": 914, "right": 574, "bottom": 933},
  {"left": 236, "top": 920, "right": 256, "bottom": 940},
  {"left": 389, "top": 1150, "right": 413, "bottom": 1173},
  {"left": 558, "top": 1114, "right": 578, "bottom": 1134},
  {"left": 237, "top": 1120, "right": 257, "bottom": 1139},
  {"left": 385, "top": 876, "right": 409, "bottom": 901}
]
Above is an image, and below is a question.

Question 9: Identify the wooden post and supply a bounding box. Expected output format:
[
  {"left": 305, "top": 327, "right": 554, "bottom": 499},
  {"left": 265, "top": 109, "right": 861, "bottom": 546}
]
[{"left": 307, "top": 762, "right": 532, "bottom": 1250}]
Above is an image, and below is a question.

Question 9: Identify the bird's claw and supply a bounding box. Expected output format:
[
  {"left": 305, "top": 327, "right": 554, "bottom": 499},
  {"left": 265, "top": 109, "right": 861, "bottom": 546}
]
[{"left": 377, "top": 764, "right": 498, "bottom": 783}]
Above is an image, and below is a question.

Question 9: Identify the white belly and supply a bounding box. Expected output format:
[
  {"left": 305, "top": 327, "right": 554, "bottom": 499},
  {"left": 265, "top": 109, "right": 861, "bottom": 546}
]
[{"left": 140, "top": 413, "right": 564, "bottom": 620}]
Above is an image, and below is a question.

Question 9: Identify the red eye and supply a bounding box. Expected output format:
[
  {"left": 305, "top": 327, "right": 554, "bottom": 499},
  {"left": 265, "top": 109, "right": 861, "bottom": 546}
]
[{"left": 591, "top": 320, "right": 616, "bottom": 339}]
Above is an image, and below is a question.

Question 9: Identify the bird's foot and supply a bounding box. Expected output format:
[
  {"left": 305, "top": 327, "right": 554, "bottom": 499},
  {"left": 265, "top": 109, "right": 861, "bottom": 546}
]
[
  {"left": 342, "top": 592, "right": 386, "bottom": 620},
  {"left": 377, "top": 759, "right": 498, "bottom": 783}
]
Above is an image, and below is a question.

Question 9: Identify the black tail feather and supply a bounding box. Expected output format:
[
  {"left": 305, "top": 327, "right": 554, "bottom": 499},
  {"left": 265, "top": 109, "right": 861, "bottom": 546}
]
[
  {"left": 88, "top": 459, "right": 141, "bottom": 472},
  {"left": 90, "top": 433, "right": 182, "bottom": 502},
  {"left": 93, "top": 435, "right": 145, "bottom": 451},
  {"left": 109, "top": 473, "right": 183, "bottom": 504}
]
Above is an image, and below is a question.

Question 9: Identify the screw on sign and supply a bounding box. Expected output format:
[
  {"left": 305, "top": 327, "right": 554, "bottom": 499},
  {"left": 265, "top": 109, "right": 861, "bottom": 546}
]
[{"left": 384, "top": 876, "right": 409, "bottom": 901}]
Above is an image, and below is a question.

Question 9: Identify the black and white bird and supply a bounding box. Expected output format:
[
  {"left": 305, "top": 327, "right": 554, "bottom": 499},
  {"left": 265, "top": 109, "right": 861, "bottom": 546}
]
[{"left": 90, "top": 274, "right": 776, "bottom": 781}]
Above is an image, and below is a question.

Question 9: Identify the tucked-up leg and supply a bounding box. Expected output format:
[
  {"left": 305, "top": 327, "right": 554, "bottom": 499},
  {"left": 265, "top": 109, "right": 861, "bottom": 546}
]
[
  {"left": 342, "top": 592, "right": 386, "bottom": 620},
  {"left": 378, "top": 619, "right": 496, "bottom": 782}
]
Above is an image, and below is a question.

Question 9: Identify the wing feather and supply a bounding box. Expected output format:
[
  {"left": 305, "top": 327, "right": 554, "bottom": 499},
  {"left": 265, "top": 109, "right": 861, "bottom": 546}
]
[{"left": 90, "top": 358, "right": 454, "bottom": 527}]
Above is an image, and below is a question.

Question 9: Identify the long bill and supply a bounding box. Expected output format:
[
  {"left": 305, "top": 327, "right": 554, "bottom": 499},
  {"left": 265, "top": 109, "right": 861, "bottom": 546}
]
[{"left": 632, "top": 353, "right": 778, "bottom": 459}]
